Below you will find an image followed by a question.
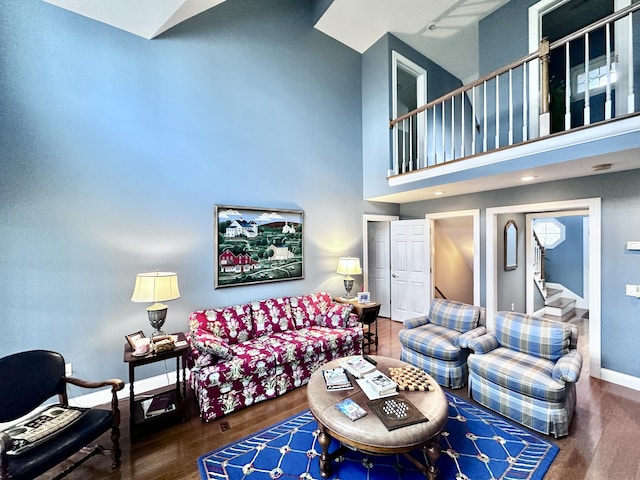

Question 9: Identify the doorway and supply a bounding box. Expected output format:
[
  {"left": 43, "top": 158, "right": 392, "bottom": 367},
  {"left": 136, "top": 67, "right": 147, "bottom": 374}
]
[
  {"left": 486, "top": 198, "right": 601, "bottom": 379},
  {"left": 363, "top": 210, "right": 480, "bottom": 322}
]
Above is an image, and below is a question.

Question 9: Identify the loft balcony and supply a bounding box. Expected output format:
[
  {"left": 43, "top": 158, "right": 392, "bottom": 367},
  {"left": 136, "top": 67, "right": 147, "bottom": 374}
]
[{"left": 385, "top": 3, "right": 640, "bottom": 201}]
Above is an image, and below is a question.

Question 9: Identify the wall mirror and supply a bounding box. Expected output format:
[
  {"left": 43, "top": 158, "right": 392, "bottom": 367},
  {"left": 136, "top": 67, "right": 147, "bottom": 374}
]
[{"left": 504, "top": 220, "right": 518, "bottom": 271}]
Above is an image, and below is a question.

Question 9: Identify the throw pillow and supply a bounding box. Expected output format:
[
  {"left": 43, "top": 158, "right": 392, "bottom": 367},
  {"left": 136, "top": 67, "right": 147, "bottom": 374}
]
[
  {"left": 323, "top": 303, "right": 353, "bottom": 328},
  {"left": 189, "top": 330, "right": 233, "bottom": 360}
]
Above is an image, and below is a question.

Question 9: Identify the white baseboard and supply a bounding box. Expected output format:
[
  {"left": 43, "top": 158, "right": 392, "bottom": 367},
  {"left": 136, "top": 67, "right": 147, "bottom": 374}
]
[
  {"left": 599, "top": 368, "right": 640, "bottom": 392},
  {"left": 68, "top": 370, "right": 187, "bottom": 408}
]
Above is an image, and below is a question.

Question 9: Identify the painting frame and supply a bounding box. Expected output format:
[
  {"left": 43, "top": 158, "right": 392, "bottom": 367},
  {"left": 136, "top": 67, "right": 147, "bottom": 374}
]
[{"left": 214, "top": 205, "right": 304, "bottom": 288}]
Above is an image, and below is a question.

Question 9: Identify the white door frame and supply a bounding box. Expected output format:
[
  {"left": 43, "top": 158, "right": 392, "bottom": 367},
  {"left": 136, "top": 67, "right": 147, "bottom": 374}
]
[
  {"left": 425, "top": 209, "right": 481, "bottom": 306},
  {"left": 362, "top": 214, "right": 399, "bottom": 314},
  {"left": 486, "top": 198, "right": 601, "bottom": 379}
]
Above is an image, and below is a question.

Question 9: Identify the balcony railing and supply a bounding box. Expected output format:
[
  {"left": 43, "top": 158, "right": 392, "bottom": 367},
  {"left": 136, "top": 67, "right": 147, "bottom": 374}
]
[{"left": 389, "top": 2, "right": 640, "bottom": 177}]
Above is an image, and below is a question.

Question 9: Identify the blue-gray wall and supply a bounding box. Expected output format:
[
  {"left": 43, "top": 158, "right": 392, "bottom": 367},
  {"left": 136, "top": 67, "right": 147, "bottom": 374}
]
[
  {"left": 399, "top": 170, "right": 640, "bottom": 378},
  {"left": 544, "top": 215, "right": 585, "bottom": 296},
  {"left": 0, "top": 0, "right": 396, "bottom": 383}
]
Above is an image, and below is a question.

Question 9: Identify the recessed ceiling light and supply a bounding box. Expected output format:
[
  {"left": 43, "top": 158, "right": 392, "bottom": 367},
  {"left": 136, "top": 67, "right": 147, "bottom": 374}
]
[
  {"left": 434, "top": 191, "right": 444, "bottom": 196},
  {"left": 521, "top": 175, "right": 537, "bottom": 182},
  {"left": 592, "top": 163, "right": 612, "bottom": 171}
]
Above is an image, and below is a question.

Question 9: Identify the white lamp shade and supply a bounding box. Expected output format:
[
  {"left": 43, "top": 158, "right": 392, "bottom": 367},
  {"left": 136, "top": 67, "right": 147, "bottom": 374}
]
[
  {"left": 131, "top": 272, "right": 180, "bottom": 303},
  {"left": 336, "top": 257, "right": 362, "bottom": 276}
]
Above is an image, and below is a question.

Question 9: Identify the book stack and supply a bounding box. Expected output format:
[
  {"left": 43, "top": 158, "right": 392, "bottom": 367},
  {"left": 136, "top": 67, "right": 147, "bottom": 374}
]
[
  {"left": 141, "top": 393, "right": 175, "bottom": 418},
  {"left": 356, "top": 370, "right": 398, "bottom": 400},
  {"left": 339, "top": 356, "right": 376, "bottom": 378},
  {"left": 322, "top": 367, "right": 353, "bottom": 391}
]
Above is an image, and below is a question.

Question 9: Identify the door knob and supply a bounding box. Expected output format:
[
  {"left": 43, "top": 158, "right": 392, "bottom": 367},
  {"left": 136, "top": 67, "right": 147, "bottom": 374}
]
[{"left": 392, "top": 274, "right": 397, "bottom": 278}]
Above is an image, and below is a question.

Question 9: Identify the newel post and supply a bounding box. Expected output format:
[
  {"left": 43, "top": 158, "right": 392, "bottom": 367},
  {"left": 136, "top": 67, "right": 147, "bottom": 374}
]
[{"left": 539, "top": 37, "right": 551, "bottom": 136}]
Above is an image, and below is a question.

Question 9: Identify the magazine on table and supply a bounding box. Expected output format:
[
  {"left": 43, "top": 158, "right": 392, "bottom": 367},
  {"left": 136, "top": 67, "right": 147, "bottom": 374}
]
[
  {"left": 322, "top": 367, "right": 353, "bottom": 391},
  {"left": 334, "top": 398, "right": 367, "bottom": 421},
  {"left": 339, "top": 356, "right": 376, "bottom": 378},
  {"left": 363, "top": 370, "right": 398, "bottom": 396},
  {"left": 356, "top": 378, "right": 399, "bottom": 400}
]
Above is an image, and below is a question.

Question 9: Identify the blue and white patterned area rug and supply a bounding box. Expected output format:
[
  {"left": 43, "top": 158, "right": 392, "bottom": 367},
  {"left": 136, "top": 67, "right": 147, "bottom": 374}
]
[{"left": 198, "top": 392, "right": 558, "bottom": 480}]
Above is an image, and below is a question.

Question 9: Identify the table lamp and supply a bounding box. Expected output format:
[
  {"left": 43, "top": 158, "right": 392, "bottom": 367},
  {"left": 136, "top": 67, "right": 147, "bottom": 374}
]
[
  {"left": 337, "top": 257, "right": 361, "bottom": 299},
  {"left": 131, "top": 271, "right": 180, "bottom": 337}
]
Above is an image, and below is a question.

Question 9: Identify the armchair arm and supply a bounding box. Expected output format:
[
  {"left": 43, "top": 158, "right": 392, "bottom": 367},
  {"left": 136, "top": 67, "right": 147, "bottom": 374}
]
[
  {"left": 552, "top": 350, "right": 583, "bottom": 383},
  {"left": 403, "top": 315, "right": 430, "bottom": 329},
  {"left": 65, "top": 377, "right": 125, "bottom": 392},
  {"left": 467, "top": 334, "right": 499, "bottom": 354},
  {"left": 457, "top": 326, "right": 487, "bottom": 348}
]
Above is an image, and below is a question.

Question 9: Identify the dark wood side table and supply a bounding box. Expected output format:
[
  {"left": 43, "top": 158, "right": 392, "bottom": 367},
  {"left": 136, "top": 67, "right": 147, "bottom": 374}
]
[
  {"left": 333, "top": 297, "right": 381, "bottom": 353},
  {"left": 123, "top": 332, "right": 188, "bottom": 441}
]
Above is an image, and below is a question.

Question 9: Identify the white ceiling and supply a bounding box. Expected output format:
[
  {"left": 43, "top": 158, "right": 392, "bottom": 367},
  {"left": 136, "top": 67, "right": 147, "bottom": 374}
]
[
  {"left": 42, "top": 0, "right": 226, "bottom": 39},
  {"left": 314, "top": 0, "right": 512, "bottom": 83},
  {"left": 43, "top": 0, "right": 508, "bottom": 82}
]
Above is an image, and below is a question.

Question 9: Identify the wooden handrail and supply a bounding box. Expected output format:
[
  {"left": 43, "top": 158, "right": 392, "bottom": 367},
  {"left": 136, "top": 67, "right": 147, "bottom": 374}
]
[{"left": 390, "top": 1, "right": 640, "bottom": 129}]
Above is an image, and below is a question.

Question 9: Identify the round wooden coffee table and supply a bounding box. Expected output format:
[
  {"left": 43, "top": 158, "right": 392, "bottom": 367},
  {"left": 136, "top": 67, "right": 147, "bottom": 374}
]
[{"left": 307, "top": 356, "right": 448, "bottom": 479}]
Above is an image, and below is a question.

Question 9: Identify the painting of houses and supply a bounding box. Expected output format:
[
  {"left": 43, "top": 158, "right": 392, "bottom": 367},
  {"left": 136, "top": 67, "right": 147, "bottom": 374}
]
[{"left": 215, "top": 205, "right": 304, "bottom": 288}]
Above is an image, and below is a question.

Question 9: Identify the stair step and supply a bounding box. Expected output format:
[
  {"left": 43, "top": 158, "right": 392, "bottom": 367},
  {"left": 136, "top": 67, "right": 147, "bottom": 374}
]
[
  {"left": 545, "top": 287, "right": 562, "bottom": 299},
  {"left": 545, "top": 297, "right": 576, "bottom": 317}
]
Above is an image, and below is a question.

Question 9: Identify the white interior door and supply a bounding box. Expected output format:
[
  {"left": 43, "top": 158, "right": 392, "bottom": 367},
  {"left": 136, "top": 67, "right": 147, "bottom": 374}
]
[
  {"left": 367, "top": 221, "right": 391, "bottom": 317},
  {"left": 390, "top": 219, "right": 430, "bottom": 321}
]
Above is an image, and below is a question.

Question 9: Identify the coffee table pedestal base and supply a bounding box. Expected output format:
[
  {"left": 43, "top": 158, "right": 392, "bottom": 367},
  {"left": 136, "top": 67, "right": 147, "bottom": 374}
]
[{"left": 317, "top": 424, "right": 441, "bottom": 480}]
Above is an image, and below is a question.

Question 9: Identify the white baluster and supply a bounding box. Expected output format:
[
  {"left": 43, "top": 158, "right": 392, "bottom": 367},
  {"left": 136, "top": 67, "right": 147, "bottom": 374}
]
[
  {"left": 508, "top": 69, "right": 514, "bottom": 145},
  {"left": 523, "top": 62, "right": 528, "bottom": 141},
  {"left": 605, "top": 22, "right": 612, "bottom": 120},
  {"left": 495, "top": 75, "right": 500, "bottom": 149},
  {"left": 584, "top": 32, "right": 591, "bottom": 126},
  {"left": 565, "top": 42, "right": 571, "bottom": 130}
]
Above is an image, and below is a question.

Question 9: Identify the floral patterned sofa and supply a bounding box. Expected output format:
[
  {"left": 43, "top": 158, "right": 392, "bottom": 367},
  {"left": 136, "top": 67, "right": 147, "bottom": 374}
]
[{"left": 186, "top": 292, "right": 363, "bottom": 422}]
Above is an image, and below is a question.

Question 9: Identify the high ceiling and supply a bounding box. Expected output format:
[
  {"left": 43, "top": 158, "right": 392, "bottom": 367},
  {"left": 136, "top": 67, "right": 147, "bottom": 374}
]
[
  {"left": 42, "top": 0, "right": 510, "bottom": 83},
  {"left": 315, "top": 0, "right": 511, "bottom": 83}
]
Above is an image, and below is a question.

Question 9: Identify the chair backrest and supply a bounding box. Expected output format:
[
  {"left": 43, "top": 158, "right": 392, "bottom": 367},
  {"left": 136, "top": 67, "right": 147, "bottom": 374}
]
[
  {"left": 429, "top": 298, "right": 480, "bottom": 332},
  {"left": 494, "top": 311, "right": 577, "bottom": 361},
  {"left": 0, "top": 350, "right": 66, "bottom": 422}
]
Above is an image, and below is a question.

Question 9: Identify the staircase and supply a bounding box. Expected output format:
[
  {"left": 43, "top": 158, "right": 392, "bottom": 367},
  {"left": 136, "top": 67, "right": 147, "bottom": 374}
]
[{"left": 533, "top": 233, "right": 577, "bottom": 321}]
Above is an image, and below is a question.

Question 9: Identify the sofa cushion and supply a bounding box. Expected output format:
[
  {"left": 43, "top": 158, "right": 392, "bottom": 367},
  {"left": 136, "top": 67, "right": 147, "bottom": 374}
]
[
  {"left": 189, "top": 304, "right": 253, "bottom": 345},
  {"left": 251, "top": 297, "right": 294, "bottom": 336},
  {"left": 429, "top": 299, "right": 480, "bottom": 333},
  {"left": 398, "top": 324, "right": 462, "bottom": 361},
  {"left": 289, "top": 295, "right": 323, "bottom": 328},
  {"left": 495, "top": 312, "right": 571, "bottom": 361},
  {"left": 468, "top": 347, "right": 566, "bottom": 403}
]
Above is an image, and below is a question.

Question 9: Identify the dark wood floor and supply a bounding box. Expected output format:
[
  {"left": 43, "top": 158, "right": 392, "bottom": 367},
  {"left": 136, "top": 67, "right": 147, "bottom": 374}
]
[{"left": 42, "top": 317, "right": 640, "bottom": 480}]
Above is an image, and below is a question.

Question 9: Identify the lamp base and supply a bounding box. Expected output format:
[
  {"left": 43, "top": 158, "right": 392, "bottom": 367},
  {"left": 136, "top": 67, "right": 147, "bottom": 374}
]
[
  {"left": 343, "top": 278, "right": 355, "bottom": 299},
  {"left": 147, "top": 303, "right": 168, "bottom": 338}
]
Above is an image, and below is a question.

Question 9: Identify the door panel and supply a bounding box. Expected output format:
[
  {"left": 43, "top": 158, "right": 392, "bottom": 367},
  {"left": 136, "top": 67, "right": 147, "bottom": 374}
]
[
  {"left": 368, "top": 222, "right": 391, "bottom": 317},
  {"left": 391, "top": 219, "right": 429, "bottom": 321}
]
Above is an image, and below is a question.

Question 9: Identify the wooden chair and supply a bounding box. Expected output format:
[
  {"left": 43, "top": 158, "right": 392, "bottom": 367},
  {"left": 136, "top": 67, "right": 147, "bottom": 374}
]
[
  {"left": 360, "top": 303, "right": 381, "bottom": 353},
  {"left": 0, "top": 350, "right": 124, "bottom": 480}
]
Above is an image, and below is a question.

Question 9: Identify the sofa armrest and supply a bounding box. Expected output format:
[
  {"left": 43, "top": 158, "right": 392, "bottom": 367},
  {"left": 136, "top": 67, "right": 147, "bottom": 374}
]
[
  {"left": 403, "top": 315, "right": 430, "bottom": 329},
  {"left": 552, "top": 350, "right": 583, "bottom": 383},
  {"left": 467, "top": 334, "right": 499, "bottom": 354},
  {"left": 344, "top": 312, "right": 360, "bottom": 328},
  {"left": 457, "top": 326, "right": 487, "bottom": 348}
]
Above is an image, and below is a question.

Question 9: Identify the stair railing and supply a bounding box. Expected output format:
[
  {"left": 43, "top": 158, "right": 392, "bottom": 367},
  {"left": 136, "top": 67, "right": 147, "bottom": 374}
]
[{"left": 389, "top": 2, "right": 640, "bottom": 177}]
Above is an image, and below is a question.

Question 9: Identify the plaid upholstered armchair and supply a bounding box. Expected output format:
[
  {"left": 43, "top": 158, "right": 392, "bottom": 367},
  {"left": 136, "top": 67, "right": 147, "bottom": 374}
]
[
  {"left": 399, "top": 299, "right": 485, "bottom": 388},
  {"left": 467, "top": 311, "right": 582, "bottom": 438}
]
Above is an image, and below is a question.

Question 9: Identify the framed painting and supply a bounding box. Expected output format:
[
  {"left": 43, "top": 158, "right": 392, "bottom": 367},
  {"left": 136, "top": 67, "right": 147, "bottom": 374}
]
[{"left": 214, "top": 205, "right": 304, "bottom": 288}]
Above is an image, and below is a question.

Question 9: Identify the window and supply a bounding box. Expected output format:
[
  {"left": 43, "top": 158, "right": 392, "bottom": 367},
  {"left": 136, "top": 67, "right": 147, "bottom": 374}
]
[
  {"left": 533, "top": 218, "right": 565, "bottom": 249},
  {"left": 571, "top": 53, "right": 617, "bottom": 99}
]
